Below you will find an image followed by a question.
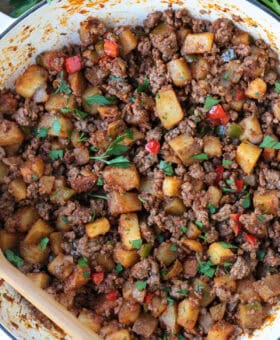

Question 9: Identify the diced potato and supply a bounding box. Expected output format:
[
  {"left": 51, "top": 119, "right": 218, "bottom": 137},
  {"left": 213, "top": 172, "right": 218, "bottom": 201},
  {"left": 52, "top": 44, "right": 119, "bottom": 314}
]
[
  {"left": 155, "top": 242, "right": 177, "bottom": 266},
  {"left": 86, "top": 217, "right": 110, "bottom": 238},
  {"left": 237, "top": 280, "right": 260, "bottom": 303},
  {"left": 191, "top": 57, "right": 209, "bottom": 80},
  {"left": 118, "top": 300, "right": 141, "bottom": 325},
  {"left": 97, "top": 105, "right": 120, "bottom": 121},
  {"left": 0, "top": 230, "right": 19, "bottom": 251},
  {"left": 120, "top": 30, "right": 138, "bottom": 56},
  {"left": 39, "top": 176, "right": 55, "bottom": 195},
  {"left": 71, "top": 168, "right": 96, "bottom": 192},
  {"left": 27, "top": 273, "right": 50, "bottom": 289},
  {"left": 50, "top": 187, "right": 76, "bottom": 204},
  {"left": 122, "top": 280, "right": 146, "bottom": 303},
  {"left": 106, "top": 329, "right": 131, "bottom": 340},
  {"left": 0, "top": 120, "right": 24, "bottom": 146},
  {"left": 193, "top": 278, "right": 215, "bottom": 307},
  {"left": 181, "top": 238, "right": 203, "bottom": 253},
  {"left": 20, "top": 157, "right": 44, "bottom": 183},
  {"left": 186, "top": 222, "right": 201, "bottom": 239},
  {"left": 210, "top": 303, "right": 226, "bottom": 322},
  {"left": 56, "top": 215, "right": 72, "bottom": 232},
  {"left": 96, "top": 253, "right": 115, "bottom": 272},
  {"left": 272, "top": 99, "right": 280, "bottom": 120},
  {"left": 177, "top": 298, "right": 199, "bottom": 330},
  {"left": 203, "top": 136, "right": 222, "bottom": 158},
  {"left": 182, "top": 33, "right": 214, "bottom": 54},
  {"left": 225, "top": 60, "right": 243, "bottom": 84},
  {"left": 82, "top": 86, "right": 102, "bottom": 114},
  {"left": 45, "top": 93, "right": 76, "bottom": 113},
  {"left": 253, "top": 273, "right": 280, "bottom": 302},
  {"left": 78, "top": 309, "right": 103, "bottom": 333},
  {"left": 162, "top": 176, "right": 182, "bottom": 197},
  {"left": 132, "top": 313, "right": 158, "bottom": 338},
  {"left": 240, "top": 115, "right": 263, "bottom": 144},
  {"left": 13, "top": 206, "right": 39, "bottom": 232},
  {"left": 65, "top": 264, "right": 90, "bottom": 291},
  {"left": 245, "top": 78, "right": 267, "bottom": 99},
  {"left": 236, "top": 142, "right": 262, "bottom": 174},
  {"left": 119, "top": 213, "right": 141, "bottom": 250},
  {"left": 24, "top": 219, "right": 53, "bottom": 244},
  {"left": 168, "top": 134, "right": 202, "bottom": 165},
  {"left": 208, "top": 242, "right": 235, "bottom": 265},
  {"left": 214, "top": 276, "right": 236, "bottom": 292},
  {"left": 107, "top": 119, "right": 127, "bottom": 138},
  {"left": 48, "top": 253, "right": 74, "bottom": 281},
  {"left": 155, "top": 87, "right": 183, "bottom": 129},
  {"left": 159, "top": 303, "right": 178, "bottom": 333},
  {"left": 114, "top": 244, "right": 139, "bottom": 268},
  {"left": 207, "top": 321, "right": 235, "bottom": 340},
  {"left": 0, "top": 161, "right": 8, "bottom": 183},
  {"left": 36, "top": 50, "right": 65, "bottom": 72},
  {"left": 177, "top": 28, "right": 191, "bottom": 45},
  {"left": 207, "top": 186, "right": 222, "bottom": 207},
  {"left": 164, "top": 198, "right": 186, "bottom": 215},
  {"left": 163, "top": 259, "right": 183, "bottom": 280},
  {"left": 149, "top": 296, "right": 168, "bottom": 318},
  {"left": 68, "top": 72, "right": 86, "bottom": 96},
  {"left": 39, "top": 113, "right": 73, "bottom": 138},
  {"left": 16, "top": 65, "right": 48, "bottom": 98},
  {"left": 20, "top": 242, "right": 49, "bottom": 264},
  {"left": 49, "top": 232, "right": 63, "bottom": 255},
  {"left": 9, "top": 178, "right": 27, "bottom": 201},
  {"left": 108, "top": 191, "right": 142, "bottom": 215},
  {"left": 238, "top": 302, "right": 263, "bottom": 330},
  {"left": 139, "top": 177, "right": 157, "bottom": 196},
  {"left": 103, "top": 165, "right": 140, "bottom": 191},
  {"left": 122, "top": 127, "right": 145, "bottom": 146},
  {"left": 253, "top": 190, "right": 278, "bottom": 215},
  {"left": 167, "top": 58, "right": 192, "bottom": 86},
  {"left": 232, "top": 31, "right": 250, "bottom": 45}
]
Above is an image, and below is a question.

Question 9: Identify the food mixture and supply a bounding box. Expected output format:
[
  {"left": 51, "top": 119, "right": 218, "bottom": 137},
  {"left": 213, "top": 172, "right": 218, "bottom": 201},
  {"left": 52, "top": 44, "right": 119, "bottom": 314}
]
[{"left": 0, "top": 7, "right": 280, "bottom": 340}]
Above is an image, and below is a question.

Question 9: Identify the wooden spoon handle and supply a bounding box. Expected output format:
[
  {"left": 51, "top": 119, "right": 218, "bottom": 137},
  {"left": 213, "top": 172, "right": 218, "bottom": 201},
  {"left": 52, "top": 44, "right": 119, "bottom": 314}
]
[{"left": 0, "top": 250, "right": 100, "bottom": 340}]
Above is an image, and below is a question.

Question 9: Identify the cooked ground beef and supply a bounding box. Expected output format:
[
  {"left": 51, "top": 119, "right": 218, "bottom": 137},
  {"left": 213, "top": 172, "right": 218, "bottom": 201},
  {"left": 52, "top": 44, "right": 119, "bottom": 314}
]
[{"left": 0, "top": 7, "right": 280, "bottom": 339}]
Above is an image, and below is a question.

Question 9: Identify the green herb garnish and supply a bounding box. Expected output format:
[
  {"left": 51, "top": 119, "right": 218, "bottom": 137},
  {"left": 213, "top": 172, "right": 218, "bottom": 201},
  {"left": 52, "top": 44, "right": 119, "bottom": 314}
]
[
  {"left": 256, "top": 250, "right": 266, "bottom": 260},
  {"left": 195, "top": 221, "right": 203, "bottom": 229},
  {"left": 241, "top": 192, "right": 251, "bottom": 209},
  {"left": 88, "top": 194, "right": 108, "bottom": 200},
  {"left": 177, "top": 289, "right": 187, "bottom": 296},
  {"left": 116, "top": 263, "right": 123, "bottom": 273},
  {"left": 181, "top": 225, "right": 188, "bottom": 233},
  {"left": 31, "top": 174, "right": 38, "bottom": 181},
  {"left": 223, "top": 71, "right": 231, "bottom": 80},
  {"left": 40, "top": 237, "right": 49, "bottom": 251},
  {"left": 77, "top": 132, "right": 88, "bottom": 142},
  {"left": 52, "top": 116, "right": 62, "bottom": 135},
  {"left": 275, "top": 80, "right": 280, "bottom": 93},
  {"left": 222, "top": 160, "right": 233, "bottom": 166},
  {"left": 219, "top": 241, "right": 238, "bottom": 249},
  {"left": 49, "top": 149, "right": 64, "bottom": 161},
  {"left": 135, "top": 281, "right": 147, "bottom": 291},
  {"left": 5, "top": 249, "right": 24, "bottom": 268},
  {"left": 109, "top": 76, "right": 127, "bottom": 81},
  {"left": 189, "top": 153, "right": 209, "bottom": 161},
  {"left": 137, "top": 78, "right": 150, "bottom": 93},
  {"left": 204, "top": 96, "right": 221, "bottom": 111},
  {"left": 207, "top": 204, "right": 216, "bottom": 214},
  {"left": 86, "top": 94, "right": 116, "bottom": 106},
  {"left": 259, "top": 136, "right": 280, "bottom": 150},
  {"left": 195, "top": 284, "right": 204, "bottom": 292},
  {"left": 198, "top": 260, "right": 216, "bottom": 278},
  {"left": 55, "top": 71, "right": 72, "bottom": 95},
  {"left": 157, "top": 234, "right": 165, "bottom": 243},
  {"left": 138, "top": 195, "right": 146, "bottom": 204},
  {"left": 167, "top": 297, "right": 174, "bottom": 306},
  {"left": 61, "top": 215, "right": 70, "bottom": 224},
  {"left": 130, "top": 239, "right": 143, "bottom": 250},
  {"left": 97, "top": 177, "right": 104, "bottom": 186},
  {"left": 83, "top": 271, "right": 90, "bottom": 279},
  {"left": 35, "top": 127, "right": 49, "bottom": 138},
  {"left": 78, "top": 257, "right": 88, "bottom": 268},
  {"left": 257, "top": 215, "right": 266, "bottom": 222},
  {"left": 170, "top": 245, "right": 177, "bottom": 252},
  {"left": 159, "top": 161, "right": 174, "bottom": 176}
]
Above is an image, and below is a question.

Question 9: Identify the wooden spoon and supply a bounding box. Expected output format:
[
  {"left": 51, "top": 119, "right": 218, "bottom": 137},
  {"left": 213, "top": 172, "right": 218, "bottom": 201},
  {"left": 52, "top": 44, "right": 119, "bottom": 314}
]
[{"left": 0, "top": 250, "right": 100, "bottom": 340}]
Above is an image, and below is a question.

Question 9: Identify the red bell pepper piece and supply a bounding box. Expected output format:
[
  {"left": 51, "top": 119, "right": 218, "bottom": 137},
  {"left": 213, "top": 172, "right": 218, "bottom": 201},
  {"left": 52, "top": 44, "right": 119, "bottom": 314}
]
[
  {"left": 144, "top": 293, "right": 154, "bottom": 305},
  {"left": 106, "top": 290, "right": 120, "bottom": 301},
  {"left": 91, "top": 272, "right": 104, "bottom": 285},
  {"left": 208, "top": 104, "right": 230, "bottom": 125},
  {"left": 234, "top": 88, "right": 246, "bottom": 101},
  {"left": 230, "top": 213, "right": 242, "bottom": 236},
  {"left": 65, "top": 55, "right": 82, "bottom": 74},
  {"left": 244, "top": 233, "right": 257, "bottom": 247},
  {"left": 104, "top": 40, "right": 119, "bottom": 58},
  {"left": 214, "top": 165, "right": 224, "bottom": 185},
  {"left": 145, "top": 139, "right": 160, "bottom": 155},
  {"left": 235, "top": 179, "right": 244, "bottom": 193}
]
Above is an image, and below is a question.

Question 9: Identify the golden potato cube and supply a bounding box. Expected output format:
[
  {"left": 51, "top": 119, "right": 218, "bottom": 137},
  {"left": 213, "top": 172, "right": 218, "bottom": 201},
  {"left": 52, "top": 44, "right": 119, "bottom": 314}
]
[
  {"left": 132, "top": 313, "right": 158, "bottom": 337},
  {"left": 27, "top": 273, "right": 50, "bottom": 289},
  {"left": 97, "top": 105, "right": 120, "bottom": 121},
  {"left": 163, "top": 259, "right": 183, "bottom": 280},
  {"left": 39, "top": 176, "right": 55, "bottom": 195},
  {"left": 82, "top": 86, "right": 102, "bottom": 114},
  {"left": 50, "top": 186, "right": 76, "bottom": 204},
  {"left": 107, "top": 119, "right": 127, "bottom": 138},
  {"left": 48, "top": 253, "right": 74, "bottom": 281},
  {"left": 78, "top": 309, "right": 103, "bottom": 333},
  {"left": 240, "top": 115, "right": 263, "bottom": 144},
  {"left": 122, "top": 127, "right": 145, "bottom": 146},
  {"left": 203, "top": 136, "right": 222, "bottom": 158},
  {"left": 162, "top": 176, "right": 182, "bottom": 197},
  {"left": 16, "top": 65, "right": 48, "bottom": 98},
  {"left": 159, "top": 303, "right": 178, "bottom": 334},
  {"left": 0, "top": 230, "right": 19, "bottom": 251},
  {"left": 168, "top": 134, "right": 201, "bottom": 165},
  {"left": 105, "top": 329, "right": 131, "bottom": 340},
  {"left": 0, "top": 120, "right": 24, "bottom": 146},
  {"left": 120, "top": 30, "right": 138, "bottom": 56},
  {"left": 118, "top": 301, "right": 141, "bottom": 325},
  {"left": 177, "top": 27, "right": 191, "bottom": 45},
  {"left": 13, "top": 206, "right": 39, "bottom": 233},
  {"left": 155, "top": 87, "right": 184, "bottom": 129},
  {"left": 238, "top": 302, "right": 263, "bottom": 330},
  {"left": 0, "top": 161, "right": 8, "bottom": 184},
  {"left": 119, "top": 213, "right": 141, "bottom": 250},
  {"left": 177, "top": 298, "right": 199, "bottom": 330},
  {"left": 103, "top": 165, "right": 140, "bottom": 191},
  {"left": 232, "top": 31, "right": 250, "bottom": 45},
  {"left": 209, "top": 303, "right": 226, "bottom": 322},
  {"left": 56, "top": 215, "right": 72, "bottom": 232},
  {"left": 245, "top": 78, "right": 267, "bottom": 99},
  {"left": 20, "top": 156, "right": 44, "bottom": 183},
  {"left": 237, "top": 280, "right": 261, "bottom": 303},
  {"left": 9, "top": 178, "right": 27, "bottom": 201},
  {"left": 45, "top": 93, "right": 76, "bottom": 113},
  {"left": 149, "top": 296, "right": 168, "bottom": 318},
  {"left": 155, "top": 242, "right": 177, "bottom": 266},
  {"left": 253, "top": 190, "right": 279, "bottom": 215},
  {"left": 207, "top": 186, "right": 222, "bottom": 207},
  {"left": 86, "top": 217, "right": 110, "bottom": 238},
  {"left": 272, "top": 99, "right": 280, "bottom": 120},
  {"left": 214, "top": 276, "right": 237, "bottom": 292},
  {"left": 181, "top": 238, "right": 203, "bottom": 253},
  {"left": 65, "top": 264, "right": 90, "bottom": 291},
  {"left": 108, "top": 191, "right": 142, "bottom": 215},
  {"left": 182, "top": 33, "right": 214, "bottom": 54},
  {"left": 236, "top": 142, "right": 262, "bottom": 174},
  {"left": 186, "top": 222, "right": 201, "bottom": 239},
  {"left": 20, "top": 242, "right": 49, "bottom": 264},
  {"left": 193, "top": 278, "right": 215, "bottom": 307},
  {"left": 96, "top": 253, "right": 115, "bottom": 272},
  {"left": 253, "top": 273, "right": 280, "bottom": 302},
  {"left": 208, "top": 242, "right": 235, "bottom": 265},
  {"left": 114, "top": 244, "right": 139, "bottom": 268},
  {"left": 68, "top": 72, "right": 86, "bottom": 96},
  {"left": 207, "top": 321, "right": 235, "bottom": 340},
  {"left": 191, "top": 57, "right": 209, "bottom": 80},
  {"left": 167, "top": 58, "right": 192, "bottom": 86},
  {"left": 50, "top": 232, "right": 63, "bottom": 255},
  {"left": 39, "top": 113, "right": 73, "bottom": 138},
  {"left": 24, "top": 219, "right": 53, "bottom": 244},
  {"left": 164, "top": 198, "right": 186, "bottom": 215}
]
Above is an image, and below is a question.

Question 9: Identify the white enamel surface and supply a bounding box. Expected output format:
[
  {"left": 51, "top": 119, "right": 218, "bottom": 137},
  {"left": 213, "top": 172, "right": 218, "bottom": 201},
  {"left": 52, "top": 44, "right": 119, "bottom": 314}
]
[{"left": 0, "top": 0, "right": 279, "bottom": 339}]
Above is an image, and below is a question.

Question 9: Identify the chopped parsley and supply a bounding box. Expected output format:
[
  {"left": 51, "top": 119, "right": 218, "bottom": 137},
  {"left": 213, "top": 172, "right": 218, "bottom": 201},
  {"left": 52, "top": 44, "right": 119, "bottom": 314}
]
[
  {"left": 90, "top": 145, "right": 99, "bottom": 152},
  {"left": 219, "top": 242, "right": 238, "bottom": 249},
  {"left": 199, "top": 234, "right": 208, "bottom": 241},
  {"left": 177, "top": 289, "right": 187, "bottom": 297},
  {"left": 167, "top": 297, "right": 174, "bottom": 306},
  {"left": 259, "top": 136, "right": 280, "bottom": 150},
  {"left": 170, "top": 245, "right": 177, "bottom": 252},
  {"left": 35, "top": 127, "right": 49, "bottom": 138},
  {"left": 256, "top": 250, "right": 266, "bottom": 261},
  {"left": 74, "top": 109, "right": 89, "bottom": 119},
  {"left": 207, "top": 204, "right": 216, "bottom": 214},
  {"left": 97, "top": 177, "right": 104, "bottom": 186},
  {"left": 189, "top": 153, "right": 209, "bottom": 161},
  {"left": 49, "top": 149, "right": 64, "bottom": 161},
  {"left": 31, "top": 174, "right": 38, "bottom": 181},
  {"left": 138, "top": 195, "right": 146, "bottom": 204},
  {"left": 275, "top": 80, "right": 280, "bottom": 94},
  {"left": 51, "top": 116, "right": 62, "bottom": 135},
  {"left": 241, "top": 192, "right": 251, "bottom": 209},
  {"left": 116, "top": 263, "right": 123, "bottom": 273},
  {"left": 198, "top": 260, "right": 216, "bottom": 278},
  {"left": 40, "top": 237, "right": 49, "bottom": 251},
  {"left": 156, "top": 234, "right": 165, "bottom": 243},
  {"left": 223, "top": 71, "right": 231, "bottom": 80},
  {"left": 195, "top": 220, "right": 203, "bottom": 229},
  {"left": 88, "top": 194, "right": 108, "bottom": 200},
  {"left": 130, "top": 239, "right": 143, "bottom": 250},
  {"left": 86, "top": 94, "right": 117, "bottom": 106},
  {"left": 159, "top": 161, "right": 174, "bottom": 176},
  {"left": 109, "top": 76, "right": 127, "bottom": 81},
  {"left": 61, "top": 215, "right": 70, "bottom": 224},
  {"left": 5, "top": 249, "right": 24, "bottom": 268},
  {"left": 55, "top": 71, "right": 72, "bottom": 95},
  {"left": 135, "top": 281, "right": 147, "bottom": 291},
  {"left": 78, "top": 257, "right": 88, "bottom": 268},
  {"left": 77, "top": 132, "right": 88, "bottom": 142},
  {"left": 195, "top": 284, "right": 204, "bottom": 292},
  {"left": 257, "top": 214, "right": 266, "bottom": 222},
  {"left": 222, "top": 159, "right": 233, "bottom": 166},
  {"left": 181, "top": 225, "right": 188, "bottom": 233},
  {"left": 83, "top": 271, "right": 90, "bottom": 279},
  {"left": 203, "top": 96, "right": 221, "bottom": 111},
  {"left": 137, "top": 78, "right": 150, "bottom": 93}
]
